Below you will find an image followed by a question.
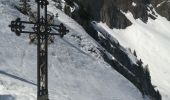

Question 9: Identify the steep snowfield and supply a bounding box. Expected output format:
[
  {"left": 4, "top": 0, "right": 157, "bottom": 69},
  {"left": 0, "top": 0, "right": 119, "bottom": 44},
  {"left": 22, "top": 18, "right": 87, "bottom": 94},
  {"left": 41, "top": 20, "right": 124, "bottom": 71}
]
[
  {"left": 0, "top": 0, "right": 144, "bottom": 100},
  {"left": 99, "top": 12, "right": 170, "bottom": 100}
]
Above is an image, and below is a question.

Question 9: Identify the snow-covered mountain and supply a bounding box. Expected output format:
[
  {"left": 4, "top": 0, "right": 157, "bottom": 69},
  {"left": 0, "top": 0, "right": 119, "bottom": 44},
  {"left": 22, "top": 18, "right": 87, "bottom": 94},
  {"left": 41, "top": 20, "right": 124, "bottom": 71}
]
[
  {"left": 66, "top": 0, "right": 170, "bottom": 100},
  {"left": 0, "top": 0, "right": 147, "bottom": 100},
  {"left": 99, "top": 11, "right": 170, "bottom": 100}
]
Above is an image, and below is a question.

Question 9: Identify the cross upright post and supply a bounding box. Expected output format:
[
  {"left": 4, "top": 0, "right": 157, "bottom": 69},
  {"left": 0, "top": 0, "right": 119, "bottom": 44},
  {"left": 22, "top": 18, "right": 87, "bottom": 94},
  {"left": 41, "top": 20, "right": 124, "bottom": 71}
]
[{"left": 9, "top": 0, "right": 69, "bottom": 100}]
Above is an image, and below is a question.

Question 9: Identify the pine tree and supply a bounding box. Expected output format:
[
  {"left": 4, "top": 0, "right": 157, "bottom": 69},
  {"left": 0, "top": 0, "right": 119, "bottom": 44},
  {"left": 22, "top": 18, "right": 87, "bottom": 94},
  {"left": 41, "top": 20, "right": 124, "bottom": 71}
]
[
  {"left": 19, "top": 0, "right": 31, "bottom": 14},
  {"left": 128, "top": 48, "right": 132, "bottom": 53},
  {"left": 133, "top": 50, "right": 137, "bottom": 57},
  {"left": 53, "top": 0, "right": 62, "bottom": 10},
  {"left": 156, "top": 90, "right": 162, "bottom": 100},
  {"left": 137, "top": 59, "right": 143, "bottom": 66},
  {"left": 144, "top": 65, "right": 151, "bottom": 82},
  {"left": 64, "top": 5, "right": 71, "bottom": 16},
  {"left": 58, "top": 0, "right": 62, "bottom": 10}
]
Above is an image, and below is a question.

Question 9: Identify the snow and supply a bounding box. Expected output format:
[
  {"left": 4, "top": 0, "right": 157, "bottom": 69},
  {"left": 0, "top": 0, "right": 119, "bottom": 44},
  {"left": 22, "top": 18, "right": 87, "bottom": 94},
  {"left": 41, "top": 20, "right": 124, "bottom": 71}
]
[
  {"left": 91, "top": 21, "right": 119, "bottom": 45},
  {"left": 0, "top": 0, "right": 144, "bottom": 100},
  {"left": 99, "top": 11, "right": 170, "bottom": 100},
  {"left": 91, "top": 21, "right": 138, "bottom": 65},
  {"left": 132, "top": 2, "right": 137, "bottom": 7}
]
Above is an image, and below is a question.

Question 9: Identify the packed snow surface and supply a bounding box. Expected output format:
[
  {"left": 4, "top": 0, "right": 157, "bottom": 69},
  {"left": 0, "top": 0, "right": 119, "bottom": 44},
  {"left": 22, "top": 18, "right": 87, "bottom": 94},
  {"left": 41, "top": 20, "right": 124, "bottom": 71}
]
[
  {"left": 0, "top": 0, "right": 144, "bottom": 100},
  {"left": 99, "top": 12, "right": 170, "bottom": 100}
]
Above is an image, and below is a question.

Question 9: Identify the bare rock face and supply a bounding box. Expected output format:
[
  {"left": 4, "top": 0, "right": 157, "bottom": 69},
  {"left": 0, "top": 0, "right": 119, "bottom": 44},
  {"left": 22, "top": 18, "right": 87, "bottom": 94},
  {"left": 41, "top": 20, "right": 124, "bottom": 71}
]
[
  {"left": 76, "top": 0, "right": 154, "bottom": 29},
  {"left": 129, "top": 0, "right": 152, "bottom": 22},
  {"left": 100, "top": 0, "right": 132, "bottom": 29},
  {"left": 73, "top": 0, "right": 170, "bottom": 29},
  {"left": 101, "top": 0, "right": 149, "bottom": 24}
]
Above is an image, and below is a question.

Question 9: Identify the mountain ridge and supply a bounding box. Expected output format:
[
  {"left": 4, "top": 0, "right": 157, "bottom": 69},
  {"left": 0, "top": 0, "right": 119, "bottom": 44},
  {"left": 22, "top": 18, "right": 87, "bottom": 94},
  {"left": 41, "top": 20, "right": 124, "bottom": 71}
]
[{"left": 0, "top": 0, "right": 146, "bottom": 100}]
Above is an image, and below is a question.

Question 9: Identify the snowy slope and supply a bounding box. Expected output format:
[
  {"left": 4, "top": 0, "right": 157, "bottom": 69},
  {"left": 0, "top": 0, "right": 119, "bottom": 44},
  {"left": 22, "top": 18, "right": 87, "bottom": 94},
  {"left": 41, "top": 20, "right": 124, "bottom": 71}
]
[
  {"left": 0, "top": 0, "right": 145, "bottom": 100},
  {"left": 99, "top": 12, "right": 170, "bottom": 100}
]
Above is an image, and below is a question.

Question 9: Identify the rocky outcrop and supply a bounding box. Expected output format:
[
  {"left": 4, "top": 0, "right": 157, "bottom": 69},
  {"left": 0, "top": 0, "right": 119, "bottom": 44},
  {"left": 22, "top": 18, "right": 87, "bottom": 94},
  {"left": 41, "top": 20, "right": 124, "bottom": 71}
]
[
  {"left": 100, "top": 1, "right": 132, "bottom": 29},
  {"left": 73, "top": 0, "right": 157, "bottom": 29},
  {"left": 71, "top": 0, "right": 170, "bottom": 29}
]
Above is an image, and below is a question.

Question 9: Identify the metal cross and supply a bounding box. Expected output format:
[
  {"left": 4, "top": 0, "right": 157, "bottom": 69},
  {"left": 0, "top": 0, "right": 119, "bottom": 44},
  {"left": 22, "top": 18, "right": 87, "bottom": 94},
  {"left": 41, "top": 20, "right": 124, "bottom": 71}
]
[{"left": 9, "top": 0, "right": 69, "bottom": 100}]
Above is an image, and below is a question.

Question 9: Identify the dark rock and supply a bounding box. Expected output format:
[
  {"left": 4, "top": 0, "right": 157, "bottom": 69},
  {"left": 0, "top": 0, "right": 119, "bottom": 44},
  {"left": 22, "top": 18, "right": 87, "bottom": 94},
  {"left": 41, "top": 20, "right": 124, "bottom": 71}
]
[
  {"left": 74, "top": 0, "right": 154, "bottom": 29},
  {"left": 100, "top": 2, "right": 132, "bottom": 29},
  {"left": 152, "top": 0, "right": 170, "bottom": 20},
  {"left": 72, "top": 0, "right": 170, "bottom": 28}
]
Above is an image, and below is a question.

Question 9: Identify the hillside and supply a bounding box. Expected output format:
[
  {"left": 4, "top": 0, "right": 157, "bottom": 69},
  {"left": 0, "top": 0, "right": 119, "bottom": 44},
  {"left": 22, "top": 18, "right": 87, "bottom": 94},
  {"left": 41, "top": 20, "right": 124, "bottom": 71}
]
[
  {"left": 99, "top": 11, "right": 170, "bottom": 100},
  {"left": 67, "top": 0, "right": 170, "bottom": 100},
  {"left": 0, "top": 0, "right": 145, "bottom": 100}
]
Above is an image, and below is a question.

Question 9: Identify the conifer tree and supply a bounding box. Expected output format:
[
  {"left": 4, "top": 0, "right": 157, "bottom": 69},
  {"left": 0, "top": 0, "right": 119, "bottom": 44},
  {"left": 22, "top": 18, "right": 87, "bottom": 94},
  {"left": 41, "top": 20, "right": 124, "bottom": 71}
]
[
  {"left": 144, "top": 65, "right": 151, "bottom": 82},
  {"left": 53, "top": 0, "right": 62, "bottom": 10},
  {"left": 137, "top": 59, "right": 143, "bottom": 66},
  {"left": 64, "top": 4, "right": 71, "bottom": 16},
  {"left": 156, "top": 90, "right": 162, "bottom": 100},
  {"left": 57, "top": 0, "right": 63, "bottom": 10},
  {"left": 19, "top": 0, "right": 31, "bottom": 14},
  {"left": 133, "top": 50, "right": 137, "bottom": 57},
  {"left": 128, "top": 48, "right": 132, "bottom": 53}
]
